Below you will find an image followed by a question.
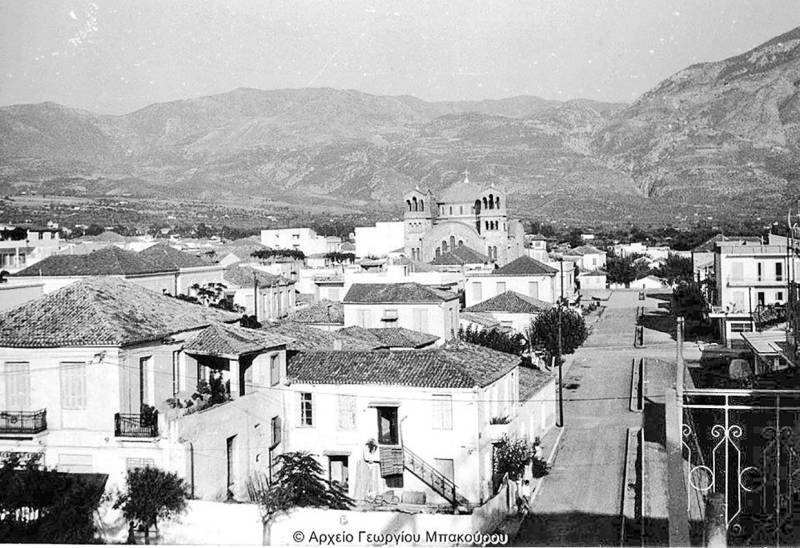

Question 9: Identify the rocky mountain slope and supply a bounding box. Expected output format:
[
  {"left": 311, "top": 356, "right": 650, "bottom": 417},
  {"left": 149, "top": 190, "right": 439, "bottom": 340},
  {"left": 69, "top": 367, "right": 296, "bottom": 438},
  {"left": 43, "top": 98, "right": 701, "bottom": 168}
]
[{"left": 3, "top": 25, "right": 800, "bottom": 223}]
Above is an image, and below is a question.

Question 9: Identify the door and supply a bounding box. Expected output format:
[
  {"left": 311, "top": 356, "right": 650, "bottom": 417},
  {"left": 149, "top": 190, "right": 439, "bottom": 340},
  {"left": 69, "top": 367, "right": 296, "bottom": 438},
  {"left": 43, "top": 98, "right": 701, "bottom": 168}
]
[
  {"left": 757, "top": 292, "right": 765, "bottom": 307},
  {"left": 377, "top": 407, "right": 399, "bottom": 445},
  {"left": 328, "top": 456, "right": 349, "bottom": 490},
  {"left": 434, "top": 458, "right": 455, "bottom": 483},
  {"left": 138, "top": 356, "right": 152, "bottom": 409},
  {"left": 226, "top": 435, "right": 237, "bottom": 494}
]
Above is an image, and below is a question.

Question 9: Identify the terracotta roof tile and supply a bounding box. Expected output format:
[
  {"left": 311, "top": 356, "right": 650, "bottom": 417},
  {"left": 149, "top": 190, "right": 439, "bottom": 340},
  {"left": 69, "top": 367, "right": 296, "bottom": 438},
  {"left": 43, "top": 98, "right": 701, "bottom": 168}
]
[
  {"left": 290, "top": 300, "right": 343, "bottom": 325},
  {"left": 0, "top": 277, "right": 237, "bottom": 348},
  {"left": 344, "top": 282, "right": 457, "bottom": 304},
  {"left": 337, "top": 326, "right": 439, "bottom": 348},
  {"left": 14, "top": 246, "right": 170, "bottom": 277},
  {"left": 139, "top": 243, "right": 212, "bottom": 269},
  {"left": 184, "top": 323, "right": 293, "bottom": 357},
  {"left": 287, "top": 342, "right": 518, "bottom": 388},
  {"left": 465, "top": 291, "right": 552, "bottom": 313},
  {"left": 492, "top": 256, "right": 557, "bottom": 276}
]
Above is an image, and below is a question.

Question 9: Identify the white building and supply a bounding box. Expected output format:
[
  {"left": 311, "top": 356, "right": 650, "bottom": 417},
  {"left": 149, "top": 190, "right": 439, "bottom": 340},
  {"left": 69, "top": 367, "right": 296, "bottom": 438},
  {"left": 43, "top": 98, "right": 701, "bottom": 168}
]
[
  {"left": 354, "top": 222, "right": 405, "bottom": 258},
  {"left": 343, "top": 283, "right": 460, "bottom": 343},
  {"left": 463, "top": 291, "right": 552, "bottom": 335},
  {"left": 561, "top": 245, "right": 607, "bottom": 272},
  {"left": 260, "top": 228, "right": 341, "bottom": 256},
  {"left": 465, "top": 256, "right": 561, "bottom": 308},
  {"left": 283, "top": 343, "right": 554, "bottom": 505},
  {"left": 0, "top": 225, "right": 64, "bottom": 273},
  {"left": 223, "top": 265, "right": 297, "bottom": 322}
]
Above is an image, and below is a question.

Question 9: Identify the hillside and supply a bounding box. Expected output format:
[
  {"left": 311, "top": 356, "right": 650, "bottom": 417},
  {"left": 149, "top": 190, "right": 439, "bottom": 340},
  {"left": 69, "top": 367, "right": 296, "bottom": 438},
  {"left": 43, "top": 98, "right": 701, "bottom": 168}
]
[
  {"left": 3, "top": 25, "right": 800, "bottom": 224},
  {"left": 594, "top": 26, "right": 800, "bottom": 212}
]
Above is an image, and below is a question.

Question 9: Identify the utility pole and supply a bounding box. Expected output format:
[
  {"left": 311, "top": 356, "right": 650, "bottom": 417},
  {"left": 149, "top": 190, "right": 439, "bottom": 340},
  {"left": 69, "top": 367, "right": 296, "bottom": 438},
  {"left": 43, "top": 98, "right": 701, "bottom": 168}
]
[
  {"left": 253, "top": 273, "right": 259, "bottom": 323},
  {"left": 557, "top": 257, "right": 565, "bottom": 427}
]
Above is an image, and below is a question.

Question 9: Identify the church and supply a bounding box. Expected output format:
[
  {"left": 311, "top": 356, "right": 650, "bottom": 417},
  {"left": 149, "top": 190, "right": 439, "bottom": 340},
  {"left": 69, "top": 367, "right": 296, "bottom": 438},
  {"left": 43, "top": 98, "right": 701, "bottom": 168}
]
[{"left": 403, "top": 172, "right": 525, "bottom": 265}]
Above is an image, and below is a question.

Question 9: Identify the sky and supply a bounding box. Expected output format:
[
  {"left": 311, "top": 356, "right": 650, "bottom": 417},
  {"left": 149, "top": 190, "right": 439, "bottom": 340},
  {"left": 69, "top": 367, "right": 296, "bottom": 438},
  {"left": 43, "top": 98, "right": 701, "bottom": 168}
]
[{"left": 1, "top": 0, "right": 799, "bottom": 114}]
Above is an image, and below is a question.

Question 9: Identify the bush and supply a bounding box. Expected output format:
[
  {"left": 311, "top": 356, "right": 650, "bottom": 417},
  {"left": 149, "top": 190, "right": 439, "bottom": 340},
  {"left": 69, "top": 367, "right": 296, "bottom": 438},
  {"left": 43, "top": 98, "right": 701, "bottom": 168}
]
[
  {"left": 458, "top": 325, "right": 528, "bottom": 355},
  {"left": 492, "top": 435, "right": 535, "bottom": 481},
  {"left": 529, "top": 306, "right": 588, "bottom": 360}
]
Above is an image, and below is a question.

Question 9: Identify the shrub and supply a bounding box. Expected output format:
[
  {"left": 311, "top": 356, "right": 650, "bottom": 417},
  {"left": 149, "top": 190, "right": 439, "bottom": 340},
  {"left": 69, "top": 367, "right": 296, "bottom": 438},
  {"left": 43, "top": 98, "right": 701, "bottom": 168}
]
[
  {"left": 114, "top": 467, "right": 188, "bottom": 545},
  {"left": 492, "top": 435, "right": 535, "bottom": 481}
]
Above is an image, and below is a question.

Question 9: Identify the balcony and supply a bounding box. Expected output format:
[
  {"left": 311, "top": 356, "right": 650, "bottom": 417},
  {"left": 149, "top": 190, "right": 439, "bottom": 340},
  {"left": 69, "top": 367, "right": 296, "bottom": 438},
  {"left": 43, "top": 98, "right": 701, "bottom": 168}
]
[
  {"left": 114, "top": 412, "right": 159, "bottom": 438},
  {"left": 0, "top": 409, "right": 47, "bottom": 435},
  {"left": 726, "top": 276, "right": 785, "bottom": 287}
]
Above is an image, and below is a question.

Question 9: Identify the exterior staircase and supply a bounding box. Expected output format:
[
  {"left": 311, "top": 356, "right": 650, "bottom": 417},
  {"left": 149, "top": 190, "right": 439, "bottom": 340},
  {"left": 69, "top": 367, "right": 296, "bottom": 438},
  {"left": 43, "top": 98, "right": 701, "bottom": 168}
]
[{"left": 402, "top": 446, "right": 469, "bottom": 508}]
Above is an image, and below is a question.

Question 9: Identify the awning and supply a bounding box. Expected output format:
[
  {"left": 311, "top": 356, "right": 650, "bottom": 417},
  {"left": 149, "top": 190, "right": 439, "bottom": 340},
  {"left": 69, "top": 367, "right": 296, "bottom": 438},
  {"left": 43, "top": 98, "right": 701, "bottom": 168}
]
[{"left": 367, "top": 401, "right": 401, "bottom": 408}]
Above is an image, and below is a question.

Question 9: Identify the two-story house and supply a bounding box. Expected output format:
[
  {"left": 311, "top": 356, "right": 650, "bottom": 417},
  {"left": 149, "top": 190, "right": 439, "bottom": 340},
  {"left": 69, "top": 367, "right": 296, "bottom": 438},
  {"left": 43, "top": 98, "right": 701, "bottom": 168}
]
[
  {"left": 343, "top": 283, "right": 460, "bottom": 343},
  {"left": 464, "top": 291, "right": 552, "bottom": 335},
  {"left": 283, "top": 343, "right": 531, "bottom": 506},
  {"left": 223, "top": 265, "right": 297, "bottom": 322},
  {"left": 465, "top": 256, "right": 560, "bottom": 308}
]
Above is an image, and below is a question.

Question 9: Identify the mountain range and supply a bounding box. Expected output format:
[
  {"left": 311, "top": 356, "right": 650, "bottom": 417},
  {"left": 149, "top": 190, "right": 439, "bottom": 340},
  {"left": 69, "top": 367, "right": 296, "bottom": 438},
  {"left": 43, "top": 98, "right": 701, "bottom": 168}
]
[{"left": 3, "top": 25, "right": 800, "bottom": 225}]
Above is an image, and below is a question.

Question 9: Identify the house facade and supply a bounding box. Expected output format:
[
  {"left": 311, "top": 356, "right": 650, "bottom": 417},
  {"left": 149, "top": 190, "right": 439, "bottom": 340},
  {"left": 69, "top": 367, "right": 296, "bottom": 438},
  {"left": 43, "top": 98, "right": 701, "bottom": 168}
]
[
  {"left": 465, "top": 256, "right": 560, "bottom": 308},
  {"left": 343, "top": 283, "right": 460, "bottom": 343}
]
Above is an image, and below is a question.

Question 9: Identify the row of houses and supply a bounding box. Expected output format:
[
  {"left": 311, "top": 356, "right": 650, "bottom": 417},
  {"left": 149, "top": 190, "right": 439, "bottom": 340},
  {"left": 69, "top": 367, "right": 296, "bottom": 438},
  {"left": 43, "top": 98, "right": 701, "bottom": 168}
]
[{"left": 0, "top": 276, "right": 556, "bottom": 509}]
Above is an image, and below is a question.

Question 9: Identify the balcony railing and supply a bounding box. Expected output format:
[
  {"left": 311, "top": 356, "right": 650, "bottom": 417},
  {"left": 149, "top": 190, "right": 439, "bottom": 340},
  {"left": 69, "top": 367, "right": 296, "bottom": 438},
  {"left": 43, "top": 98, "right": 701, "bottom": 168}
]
[
  {"left": 114, "top": 412, "right": 159, "bottom": 438},
  {"left": 727, "top": 276, "right": 784, "bottom": 287},
  {"left": 0, "top": 410, "right": 47, "bottom": 434}
]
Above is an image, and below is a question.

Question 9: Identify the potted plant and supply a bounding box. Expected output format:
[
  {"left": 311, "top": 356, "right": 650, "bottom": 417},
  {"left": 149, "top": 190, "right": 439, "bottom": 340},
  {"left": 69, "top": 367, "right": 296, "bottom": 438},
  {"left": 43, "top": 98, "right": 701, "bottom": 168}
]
[{"left": 488, "top": 415, "right": 512, "bottom": 440}]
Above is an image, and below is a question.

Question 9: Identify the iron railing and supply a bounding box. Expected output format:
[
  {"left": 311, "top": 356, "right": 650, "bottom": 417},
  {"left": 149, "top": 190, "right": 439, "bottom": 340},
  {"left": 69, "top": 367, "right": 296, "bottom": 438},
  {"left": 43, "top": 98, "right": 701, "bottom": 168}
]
[
  {"left": 0, "top": 409, "right": 47, "bottom": 434},
  {"left": 114, "top": 412, "right": 159, "bottom": 438}
]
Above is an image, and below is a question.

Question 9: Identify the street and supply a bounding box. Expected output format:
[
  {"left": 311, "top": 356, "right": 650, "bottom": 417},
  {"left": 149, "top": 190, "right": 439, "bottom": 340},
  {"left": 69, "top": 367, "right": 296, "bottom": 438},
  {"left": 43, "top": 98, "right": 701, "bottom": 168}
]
[{"left": 514, "top": 290, "right": 689, "bottom": 546}]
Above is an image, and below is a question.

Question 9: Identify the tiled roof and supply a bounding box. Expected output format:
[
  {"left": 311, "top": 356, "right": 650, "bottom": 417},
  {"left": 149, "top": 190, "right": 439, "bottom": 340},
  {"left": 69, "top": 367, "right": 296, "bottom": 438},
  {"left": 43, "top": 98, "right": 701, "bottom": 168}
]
[
  {"left": 263, "top": 321, "right": 375, "bottom": 351},
  {"left": 570, "top": 245, "right": 604, "bottom": 256},
  {"left": 691, "top": 234, "right": 761, "bottom": 253},
  {"left": 344, "top": 282, "right": 457, "bottom": 304},
  {"left": 492, "top": 256, "right": 557, "bottom": 276},
  {"left": 287, "top": 342, "right": 519, "bottom": 388},
  {"left": 290, "top": 299, "right": 344, "bottom": 325},
  {"left": 139, "top": 243, "right": 212, "bottom": 269},
  {"left": 519, "top": 366, "right": 554, "bottom": 400},
  {"left": 223, "top": 265, "right": 293, "bottom": 288},
  {"left": 14, "top": 246, "right": 171, "bottom": 277},
  {"left": 0, "top": 277, "right": 237, "bottom": 348},
  {"left": 431, "top": 246, "right": 490, "bottom": 266},
  {"left": 77, "top": 231, "right": 126, "bottom": 243},
  {"left": 337, "top": 326, "right": 439, "bottom": 349},
  {"left": 465, "top": 291, "right": 552, "bottom": 314},
  {"left": 460, "top": 311, "right": 501, "bottom": 329},
  {"left": 184, "top": 323, "right": 293, "bottom": 358},
  {"left": 340, "top": 242, "right": 356, "bottom": 252}
]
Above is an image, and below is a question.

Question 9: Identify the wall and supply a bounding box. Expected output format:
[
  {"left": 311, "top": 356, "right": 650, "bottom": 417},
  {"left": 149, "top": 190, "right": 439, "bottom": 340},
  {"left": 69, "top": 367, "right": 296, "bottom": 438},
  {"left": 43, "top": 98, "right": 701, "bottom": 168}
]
[
  {"left": 284, "top": 382, "right": 487, "bottom": 504},
  {"left": 515, "top": 378, "right": 557, "bottom": 442},
  {"left": 465, "top": 274, "right": 557, "bottom": 307},
  {"left": 0, "top": 345, "right": 175, "bottom": 488},
  {"left": 342, "top": 300, "right": 459, "bottom": 342},
  {"left": 579, "top": 274, "right": 607, "bottom": 290},
  {"left": 355, "top": 222, "right": 405, "bottom": 258},
  {"left": 268, "top": 487, "right": 512, "bottom": 546},
  {"left": 176, "top": 265, "right": 226, "bottom": 294}
]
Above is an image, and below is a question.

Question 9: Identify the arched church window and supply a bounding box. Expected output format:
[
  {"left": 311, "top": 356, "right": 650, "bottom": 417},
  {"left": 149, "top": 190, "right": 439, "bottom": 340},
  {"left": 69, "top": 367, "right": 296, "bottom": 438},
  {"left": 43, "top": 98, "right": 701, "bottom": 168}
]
[
  {"left": 406, "top": 200, "right": 412, "bottom": 211},
  {"left": 488, "top": 194, "right": 494, "bottom": 209},
  {"left": 483, "top": 197, "right": 488, "bottom": 209},
  {"left": 412, "top": 197, "right": 418, "bottom": 211},
  {"left": 459, "top": 206, "right": 463, "bottom": 215},
  {"left": 496, "top": 196, "right": 501, "bottom": 208},
  {"left": 449, "top": 206, "right": 453, "bottom": 215},
  {"left": 474, "top": 200, "right": 481, "bottom": 214},
  {"left": 435, "top": 247, "right": 441, "bottom": 258},
  {"left": 449, "top": 235, "right": 455, "bottom": 250},
  {"left": 442, "top": 240, "right": 448, "bottom": 253},
  {"left": 420, "top": 199, "right": 424, "bottom": 210},
  {"left": 458, "top": 240, "right": 463, "bottom": 247}
]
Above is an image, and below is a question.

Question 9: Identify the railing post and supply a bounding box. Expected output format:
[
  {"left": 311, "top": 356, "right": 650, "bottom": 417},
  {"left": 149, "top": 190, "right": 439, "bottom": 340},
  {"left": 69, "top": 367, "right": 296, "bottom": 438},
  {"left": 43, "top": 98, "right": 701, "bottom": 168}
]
[{"left": 114, "top": 413, "right": 121, "bottom": 437}]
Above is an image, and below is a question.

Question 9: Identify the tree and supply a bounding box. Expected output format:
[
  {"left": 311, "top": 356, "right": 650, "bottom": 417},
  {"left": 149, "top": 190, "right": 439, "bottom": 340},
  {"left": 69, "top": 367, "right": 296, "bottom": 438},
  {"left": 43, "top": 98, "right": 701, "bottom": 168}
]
[
  {"left": 246, "top": 452, "right": 353, "bottom": 544},
  {"left": 458, "top": 325, "right": 528, "bottom": 355},
  {"left": 529, "top": 306, "right": 588, "bottom": 361},
  {"left": 605, "top": 252, "right": 639, "bottom": 286},
  {"left": 672, "top": 281, "right": 710, "bottom": 337},
  {"left": 492, "top": 434, "right": 535, "bottom": 481},
  {"left": 324, "top": 252, "right": 355, "bottom": 264},
  {"left": 85, "top": 223, "right": 104, "bottom": 236},
  {"left": 652, "top": 254, "right": 693, "bottom": 285},
  {"left": 114, "top": 467, "right": 188, "bottom": 545}
]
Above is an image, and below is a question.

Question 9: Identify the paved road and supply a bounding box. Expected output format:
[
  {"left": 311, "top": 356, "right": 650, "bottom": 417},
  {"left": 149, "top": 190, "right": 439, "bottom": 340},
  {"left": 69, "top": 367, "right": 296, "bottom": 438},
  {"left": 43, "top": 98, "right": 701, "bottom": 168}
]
[{"left": 514, "top": 290, "right": 685, "bottom": 546}]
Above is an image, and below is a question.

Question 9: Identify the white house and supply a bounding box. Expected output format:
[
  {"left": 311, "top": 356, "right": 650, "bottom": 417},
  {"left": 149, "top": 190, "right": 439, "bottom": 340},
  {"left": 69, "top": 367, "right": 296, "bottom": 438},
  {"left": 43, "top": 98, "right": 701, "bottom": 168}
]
[
  {"left": 260, "top": 228, "right": 341, "bottom": 256},
  {"left": 465, "top": 256, "right": 559, "bottom": 308},
  {"left": 283, "top": 343, "right": 530, "bottom": 506},
  {"left": 354, "top": 222, "right": 405, "bottom": 258},
  {"left": 0, "top": 225, "right": 64, "bottom": 273},
  {"left": 343, "top": 283, "right": 460, "bottom": 343},
  {"left": 463, "top": 291, "right": 552, "bottom": 335},
  {"left": 562, "top": 245, "right": 607, "bottom": 271},
  {"left": 577, "top": 269, "right": 607, "bottom": 291},
  {"left": 223, "top": 265, "right": 296, "bottom": 322}
]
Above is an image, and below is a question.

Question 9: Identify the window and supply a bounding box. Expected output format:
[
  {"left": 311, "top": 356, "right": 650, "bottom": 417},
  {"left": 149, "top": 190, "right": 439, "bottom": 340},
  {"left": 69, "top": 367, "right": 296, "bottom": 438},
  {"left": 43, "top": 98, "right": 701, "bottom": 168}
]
[
  {"left": 432, "top": 395, "right": 453, "bottom": 430},
  {"left": 382, "top": 308, "right": 399, "bottom": 322},
  {"left": 4, "top": 361, "right": 30, "bottom": 410},
  {"left": 270, "top": 354, "right": 280, "bottom": 386},
  {"left": 730, "top": 322, "right": 753, "bottom": 333},
  {"left": 776, "top": 262, "right": 784, "bottom": 282},
  {"left": 338, "top": 395, "right": 357, "bottom": 430},
  {"left": 139, "top": 356, "right": 152, "bottom": 408},
  {"left": 412, "top": 309, "right": 429, "bottom": 333},
  {"left": 60, "top": 362, "right": 86, "bottom": 410},
  {"left": 730, "top": 262, "right": 743, "bottom": 281},
  {"left": 434, "top": 458, "right": 455, "bottom": 483},
  {"left": 357, "top": 309, "right": 371, "bottom": 327},
  {"left": 57, "top": 454, "right": 92, "bottom": 473},
  {"left": 778, "top": 291, "right": 785, "bottom": 301},
  {"left": 126, "top": 457, "right": 155, "bottom": 471},
  {"left": 226, "top": 435, "right": 237, "bottom": 489},
  {"left": 757, "top": 262, "right": 763, "bottom": 281},
  {"left": 171, "top": 350, "right": 181, "bottom": 396},
  {"left": 300, "top": 393, "right": 313, "bottom": 426},
  {"left": 528, "top": 281, "right": 539, "bottom": 299},
  {"left": 496, "top": 281, "right": 506, "bottom": 294},
  {"left": 471, "top": 281, "right": 482, "bottom": 303},
  {"left": 270, "top": 416, "right": 281, "bottom": 448}
]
